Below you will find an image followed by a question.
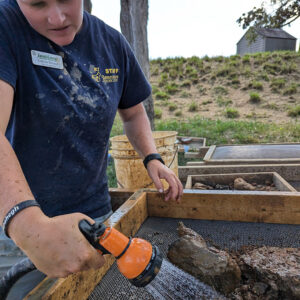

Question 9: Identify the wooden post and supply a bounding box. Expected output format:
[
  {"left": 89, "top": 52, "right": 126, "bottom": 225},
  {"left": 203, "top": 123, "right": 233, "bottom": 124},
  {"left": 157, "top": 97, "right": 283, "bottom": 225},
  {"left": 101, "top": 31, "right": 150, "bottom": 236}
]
[{"left": 120, "top": 0, "right": 154, "bottom": 129}]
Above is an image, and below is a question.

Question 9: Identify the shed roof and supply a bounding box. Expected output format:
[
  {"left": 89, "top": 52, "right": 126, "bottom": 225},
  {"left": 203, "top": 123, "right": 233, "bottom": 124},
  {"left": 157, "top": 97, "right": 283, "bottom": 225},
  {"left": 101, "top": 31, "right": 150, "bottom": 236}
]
[{"left": 255, "top": 28, "right": 296, "bottom": 40}]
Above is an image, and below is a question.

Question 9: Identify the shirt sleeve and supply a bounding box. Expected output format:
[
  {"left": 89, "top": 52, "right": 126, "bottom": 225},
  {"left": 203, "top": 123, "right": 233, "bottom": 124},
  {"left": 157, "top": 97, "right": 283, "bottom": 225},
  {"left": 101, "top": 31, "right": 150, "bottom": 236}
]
[
  {"left": 118, "top": 34, "right": 152, "bottom": 109},
  {"left": 0, "top": 23, "right": 17, "bottom": 89}
]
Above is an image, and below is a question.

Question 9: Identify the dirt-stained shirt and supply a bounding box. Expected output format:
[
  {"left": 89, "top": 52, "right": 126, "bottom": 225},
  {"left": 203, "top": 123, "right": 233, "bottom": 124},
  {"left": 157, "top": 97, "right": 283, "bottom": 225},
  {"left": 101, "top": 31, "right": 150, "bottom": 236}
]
[{"left": 0, "top": 0, "right": 151, "bottom": 218}]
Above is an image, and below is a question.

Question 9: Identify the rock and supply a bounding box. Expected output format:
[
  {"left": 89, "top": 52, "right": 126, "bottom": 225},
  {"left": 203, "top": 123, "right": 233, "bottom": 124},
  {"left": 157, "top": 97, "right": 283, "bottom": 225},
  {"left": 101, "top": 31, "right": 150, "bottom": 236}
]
[
  {"left": 193, "top": 182, "right": 213, "bottom": 190},
  {"left": 215, "top": 184, "right": 230, "bottom": 190},
  {"left": 240, "top": 246, "right": 300, "bottom": 299},
  {"left": 231, "top": 294, "right": 243, "bottom": 300},
  {"left": 167, "top": 222, "right": 241, "bottom": 295},
  {"left": 177, "top": 221, "right": 206, "bottom": 243},
  {"left": 252, "top": 282, "right": 268, "bottom": 295},
  {"left": 233, "top": 178, "right": 256, "bottom": 190}
]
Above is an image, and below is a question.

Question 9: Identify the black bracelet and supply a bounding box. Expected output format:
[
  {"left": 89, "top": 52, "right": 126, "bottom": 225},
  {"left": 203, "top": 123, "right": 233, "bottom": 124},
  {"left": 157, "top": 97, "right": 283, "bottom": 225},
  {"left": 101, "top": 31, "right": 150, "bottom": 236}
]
[
  {"left": 143, "top": 153, "right": 165, "bottom": 169},
  {"left": 2, "top": 200, "right": 40, "bottom": 238}
]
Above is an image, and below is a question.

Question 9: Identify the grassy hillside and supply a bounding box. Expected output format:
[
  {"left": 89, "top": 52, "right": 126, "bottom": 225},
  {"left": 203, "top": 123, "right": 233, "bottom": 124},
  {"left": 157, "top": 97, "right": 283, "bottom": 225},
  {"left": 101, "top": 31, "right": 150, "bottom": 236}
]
[
  {"left": 150, "top": 51, "right": 300, "bottom": 124},
  {"left": 112, "top": 51, "right": 300, "bottom": 145}
]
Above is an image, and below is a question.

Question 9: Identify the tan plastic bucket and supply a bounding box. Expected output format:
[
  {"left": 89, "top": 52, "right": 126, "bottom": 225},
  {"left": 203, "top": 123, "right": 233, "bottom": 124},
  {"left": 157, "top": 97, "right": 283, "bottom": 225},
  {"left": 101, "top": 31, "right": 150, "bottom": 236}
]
[{"left": 110, "top": 131, "right": 178, "bottom": 189}]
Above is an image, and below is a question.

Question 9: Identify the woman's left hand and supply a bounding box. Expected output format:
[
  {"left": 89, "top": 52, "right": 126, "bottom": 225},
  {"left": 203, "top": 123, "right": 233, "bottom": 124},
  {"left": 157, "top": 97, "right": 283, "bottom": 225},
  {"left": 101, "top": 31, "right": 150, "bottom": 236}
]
[{"left": 146, "top": 159, "right": 183, "bottom": 202}]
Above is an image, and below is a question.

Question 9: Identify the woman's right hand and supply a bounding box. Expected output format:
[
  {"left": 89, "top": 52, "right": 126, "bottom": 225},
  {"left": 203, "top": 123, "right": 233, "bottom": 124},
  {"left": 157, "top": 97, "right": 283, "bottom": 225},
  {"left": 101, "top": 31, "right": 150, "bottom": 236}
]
[{"left": 8, "top": 208, "right": 105, "bottom": 278}]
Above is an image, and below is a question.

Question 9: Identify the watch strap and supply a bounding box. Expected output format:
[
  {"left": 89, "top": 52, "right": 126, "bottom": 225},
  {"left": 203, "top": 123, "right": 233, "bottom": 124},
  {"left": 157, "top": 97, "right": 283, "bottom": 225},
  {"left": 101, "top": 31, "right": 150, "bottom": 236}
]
[{"left": 143, "top": 153, "right": 165, "bottom": 169}]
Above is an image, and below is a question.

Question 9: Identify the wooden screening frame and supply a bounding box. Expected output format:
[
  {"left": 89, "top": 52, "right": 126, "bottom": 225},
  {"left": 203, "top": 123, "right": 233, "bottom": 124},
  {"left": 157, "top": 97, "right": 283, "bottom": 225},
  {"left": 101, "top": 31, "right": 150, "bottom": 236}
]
[
  {"left": 176, "top": 136, "right": 207, "bottom": 158},
  {"left": 26, "top": 189, "right": 300, "bottom": 299},
  {"left": 203, "top": 143, "right": 300, "bottom": 165},
  {"left": 185, "top": 172, "right": 297, "bottom": 191},
  {"left": 179, "top": 164, "right": 300, "bottom": 185}
]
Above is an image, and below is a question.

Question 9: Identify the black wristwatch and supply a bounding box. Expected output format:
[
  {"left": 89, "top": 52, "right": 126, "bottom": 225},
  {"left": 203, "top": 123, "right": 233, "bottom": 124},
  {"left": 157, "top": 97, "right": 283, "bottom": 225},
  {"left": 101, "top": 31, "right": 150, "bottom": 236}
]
[{"left": 143, "top": 153, "right": 165, "bottom": 169}]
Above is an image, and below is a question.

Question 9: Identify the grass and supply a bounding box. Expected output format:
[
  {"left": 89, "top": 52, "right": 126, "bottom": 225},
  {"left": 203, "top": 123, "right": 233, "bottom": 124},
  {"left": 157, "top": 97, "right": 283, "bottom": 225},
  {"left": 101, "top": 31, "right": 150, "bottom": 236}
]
[
  {"left": 164, "top": 83, "right": 179, "bottom": 95},
  {"left": 168, "top": 103, "right": 177, "bottom": 111},
  {"left": 281, "top": 62, "right": 297, "bottom": 74},
  {"left": 287, "top": 105, "right": 300, "bottom": 117},
  {"left": 110, "top": 114, "right": 300, "bottom": 146},
  {"left": 215, "top": 65, "right": 235, "bottom": 77},
  {"left": 248, "top": 80, "right": 263, "bottom": 90},
  {"left": 242, "top": 55, "right": 250, "bottom": 64},
  {"left": 230, "top": 77, "right": 241, "bottom": 86},
  {"left": 249, "top": 92, "right": 262, "bottom": 103},
  {"left": 180, "top": 91, "right": 192, "bottom": 98},
  {"left": 213, "top": 86, "right": 228, "bottom": 95},
  {"left": 107, "top": 158, "right": 117, "bottom": 188},
  {"left": 262, "top": 102, "right": 279, "bottom": 110},
  {"left": 256, "top": 72, "right": 269, "bottom": 82},
  {"left": 188, "top": 101, "right": 198, "bottom": 112},
  {"left": 110, "top": 114, "right": 123, "bottom": 137},
  {"left": 263, "top": 63, "right": 280, "bottom": 75},
  {"left": 197, "top": 85, "right": 207, "bottom": 95},
  {"left": 224, "top": 107, "right": 239, "bottom": 118},
  {"left": 155, "top": 116, "right": 300, "bottom": 145},
  {"left": 154, "top": 107, "right": 162, "bottom": 119},
  {"left": 202, "top": 100, "right": 213, "bottom": 105},
  {"left": 175, "top": 110, "right": 182, "bottom": 117},
  {"left": 282, "top": 83, "right": 297, "bottom": 95},
  {"left": 158, "top": 73, "right": 168, "bottom": 86},
  {"left": 216, "top": 96, "right": 232, "bottom": 107},
  {"left": 154, "top": 91, "right": 169, "bottom": 100},
  {"left": 180, "top": 80, "right": 192, "bottom": 88},
  {"left": 270, "top": 78, "right": 286, "bottom": 92}
]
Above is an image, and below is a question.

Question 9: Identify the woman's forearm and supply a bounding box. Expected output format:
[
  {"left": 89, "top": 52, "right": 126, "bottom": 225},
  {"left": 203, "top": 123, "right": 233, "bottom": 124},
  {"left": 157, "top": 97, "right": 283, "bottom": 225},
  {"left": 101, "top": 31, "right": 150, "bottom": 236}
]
[
  {"left": 0, "top": 132, "right": 35, "bottom": 224},
  {"left": 119, "top": 103, "right": 157, "bottom": 159}
]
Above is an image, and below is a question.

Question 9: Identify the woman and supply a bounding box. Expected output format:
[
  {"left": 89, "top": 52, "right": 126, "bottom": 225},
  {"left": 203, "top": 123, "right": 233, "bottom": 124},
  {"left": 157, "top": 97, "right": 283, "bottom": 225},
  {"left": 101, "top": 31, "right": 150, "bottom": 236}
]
[{"left": 0, "top": 0, "right": 183, "bottom": 298}]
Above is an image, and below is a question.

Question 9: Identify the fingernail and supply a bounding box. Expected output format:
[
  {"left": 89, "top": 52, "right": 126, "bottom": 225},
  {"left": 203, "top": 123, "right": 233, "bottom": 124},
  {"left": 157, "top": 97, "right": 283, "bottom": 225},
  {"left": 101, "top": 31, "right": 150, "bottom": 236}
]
[{"left": 159, "top": 189, "right": 163, "bottom": 193}]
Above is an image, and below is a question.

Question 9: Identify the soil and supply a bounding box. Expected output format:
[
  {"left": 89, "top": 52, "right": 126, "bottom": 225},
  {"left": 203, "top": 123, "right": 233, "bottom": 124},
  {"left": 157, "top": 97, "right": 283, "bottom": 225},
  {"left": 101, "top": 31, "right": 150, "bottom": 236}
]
[
  {"left": 229, "top": 246, "right": 300, "bottom": 300},
  {"left": 167, "top": 222, "right": 300, "bottom": 300}
]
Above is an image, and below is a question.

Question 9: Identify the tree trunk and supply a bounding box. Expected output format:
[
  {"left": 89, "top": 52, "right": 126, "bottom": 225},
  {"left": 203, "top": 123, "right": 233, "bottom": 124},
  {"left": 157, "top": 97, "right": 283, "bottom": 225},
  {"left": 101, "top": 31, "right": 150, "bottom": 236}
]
[
  {"left": 120, "top": 0, "right": 155, "bottom": 130},
  {"left": 84, "top": 0, "right": 92, "bottom": 13}
]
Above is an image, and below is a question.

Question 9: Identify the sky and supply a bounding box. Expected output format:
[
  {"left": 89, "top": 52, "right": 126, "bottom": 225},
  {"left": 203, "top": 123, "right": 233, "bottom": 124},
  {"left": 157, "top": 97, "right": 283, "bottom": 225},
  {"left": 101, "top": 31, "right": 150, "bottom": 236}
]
[{"left": 92, "top": 0, "right": 300, "bottom": 59}]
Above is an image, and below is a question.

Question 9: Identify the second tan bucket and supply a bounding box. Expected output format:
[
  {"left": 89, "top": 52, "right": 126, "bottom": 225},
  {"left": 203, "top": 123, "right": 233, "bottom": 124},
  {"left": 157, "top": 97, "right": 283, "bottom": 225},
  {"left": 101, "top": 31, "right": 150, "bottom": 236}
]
[{"left": 110, "top": 131, "right": 178, "bottom": 189}]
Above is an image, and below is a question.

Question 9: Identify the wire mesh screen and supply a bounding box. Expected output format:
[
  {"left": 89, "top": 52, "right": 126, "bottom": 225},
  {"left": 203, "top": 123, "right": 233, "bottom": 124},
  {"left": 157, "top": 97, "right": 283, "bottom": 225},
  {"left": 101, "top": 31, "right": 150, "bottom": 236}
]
[{"left": 89, "top": 217, "right": 300, "bottom": 300}]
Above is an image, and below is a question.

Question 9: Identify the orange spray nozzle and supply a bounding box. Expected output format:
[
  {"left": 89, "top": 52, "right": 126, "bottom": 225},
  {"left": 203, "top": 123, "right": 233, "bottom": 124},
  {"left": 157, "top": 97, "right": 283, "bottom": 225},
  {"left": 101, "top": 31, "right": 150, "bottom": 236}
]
[{"left": 79, "top": 220, "right": 163, "bottom": 287}]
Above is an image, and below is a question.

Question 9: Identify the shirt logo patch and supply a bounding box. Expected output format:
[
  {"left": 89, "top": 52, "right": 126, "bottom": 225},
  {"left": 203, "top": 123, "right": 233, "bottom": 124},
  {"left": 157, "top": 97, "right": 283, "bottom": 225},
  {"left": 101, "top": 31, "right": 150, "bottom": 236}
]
[{"left": 91, "top": 67, "right": 119, "bottom": 83}]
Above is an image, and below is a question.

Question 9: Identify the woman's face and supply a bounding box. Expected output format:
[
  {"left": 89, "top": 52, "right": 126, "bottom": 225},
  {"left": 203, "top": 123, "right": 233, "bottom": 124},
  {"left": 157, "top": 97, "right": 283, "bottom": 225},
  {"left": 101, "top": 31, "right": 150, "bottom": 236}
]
[{"left": 17, "top": 0, "right": 83, "bottom": 46}]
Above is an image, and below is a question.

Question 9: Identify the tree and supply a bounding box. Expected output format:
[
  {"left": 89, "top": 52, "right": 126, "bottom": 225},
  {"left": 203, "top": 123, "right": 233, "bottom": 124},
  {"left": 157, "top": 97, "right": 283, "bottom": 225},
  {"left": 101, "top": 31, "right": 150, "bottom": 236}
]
[
  {"left": 120, "top": 0, "right": 155, "bottom": 130},
  {"left": 84, "top": 0, "right": 92, "bottom": 13},
  {"left": 237, "top": 0, "right": 300, "bottom": 30}
]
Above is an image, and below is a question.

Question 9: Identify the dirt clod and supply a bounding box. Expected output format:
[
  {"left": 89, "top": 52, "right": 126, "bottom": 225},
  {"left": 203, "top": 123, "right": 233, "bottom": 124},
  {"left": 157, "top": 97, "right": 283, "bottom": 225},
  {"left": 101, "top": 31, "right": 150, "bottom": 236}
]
[
  {"left": 168, "top": 222, "right": 300, "bottom": 299},
  {"left": 168, "top": 222, "right": 241, "bottom": 294},
  {"left": 234, "top": 178, "right": 256, "bottom": 190}
]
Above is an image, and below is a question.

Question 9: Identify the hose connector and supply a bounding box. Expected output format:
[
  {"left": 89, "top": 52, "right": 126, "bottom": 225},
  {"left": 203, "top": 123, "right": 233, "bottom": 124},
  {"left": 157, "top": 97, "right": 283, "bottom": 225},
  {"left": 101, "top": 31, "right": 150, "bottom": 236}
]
[{"left": 79, "top": 220, "right": 163, "bottom": 287}]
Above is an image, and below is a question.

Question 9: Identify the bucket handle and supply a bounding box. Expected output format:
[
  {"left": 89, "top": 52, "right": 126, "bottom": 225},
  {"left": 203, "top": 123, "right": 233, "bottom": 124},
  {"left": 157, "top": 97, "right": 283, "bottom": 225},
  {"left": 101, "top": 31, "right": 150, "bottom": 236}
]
[{"left": 116, "top": 145, "right": 179, "bottom": 189}]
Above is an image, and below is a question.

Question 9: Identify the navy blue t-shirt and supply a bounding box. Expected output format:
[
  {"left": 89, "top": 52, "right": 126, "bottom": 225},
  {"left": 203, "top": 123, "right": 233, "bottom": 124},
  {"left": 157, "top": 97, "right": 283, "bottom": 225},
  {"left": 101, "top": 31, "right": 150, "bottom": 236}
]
[{"left": 0, "top": 0, "right": 151, "bottom": 218}]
